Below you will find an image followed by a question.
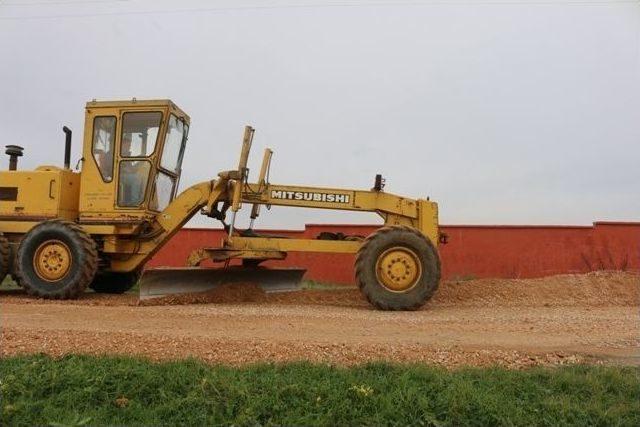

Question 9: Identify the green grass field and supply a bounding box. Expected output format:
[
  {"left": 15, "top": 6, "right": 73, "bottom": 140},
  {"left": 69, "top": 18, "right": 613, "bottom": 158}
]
[{"left": 1, "top": 355, "right": 638, "bottom": 426}]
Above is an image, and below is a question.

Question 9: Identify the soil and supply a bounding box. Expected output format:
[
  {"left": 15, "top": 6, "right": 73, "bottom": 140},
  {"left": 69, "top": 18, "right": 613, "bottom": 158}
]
[{"left": 1, "top": 271, "right": 638, "bottom": 368}]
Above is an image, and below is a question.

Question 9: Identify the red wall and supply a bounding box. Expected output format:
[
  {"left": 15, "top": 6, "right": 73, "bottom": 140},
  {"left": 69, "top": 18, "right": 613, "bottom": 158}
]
[{"left": 148, "top": 222, "right": 640, "bottom": 284}]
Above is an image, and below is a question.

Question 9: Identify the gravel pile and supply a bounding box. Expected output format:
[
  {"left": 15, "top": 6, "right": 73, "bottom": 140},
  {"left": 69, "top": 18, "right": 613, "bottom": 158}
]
[{"left": 2, "top": 270, "right": 637, "bottom": 308}]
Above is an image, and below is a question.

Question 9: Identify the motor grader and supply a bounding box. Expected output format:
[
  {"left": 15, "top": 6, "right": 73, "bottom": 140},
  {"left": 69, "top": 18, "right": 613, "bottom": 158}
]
[{"left": 0, "top": 99, "right": 441, "bottom": 310}]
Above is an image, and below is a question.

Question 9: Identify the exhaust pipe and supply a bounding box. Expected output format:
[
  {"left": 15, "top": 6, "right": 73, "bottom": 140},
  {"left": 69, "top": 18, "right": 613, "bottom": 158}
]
[
  {"left": 5, "top": 145, "right": 24, "bottom": 171},
  {"left": 62, "top": 126, "right": 72, "bottom": 169}
]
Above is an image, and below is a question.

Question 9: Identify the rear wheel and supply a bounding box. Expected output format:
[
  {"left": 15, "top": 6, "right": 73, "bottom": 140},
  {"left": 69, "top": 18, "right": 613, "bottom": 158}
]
[
  {"left": 0, "top": 233, "right": 9, "bottom": 283},
  {"left": 16, "top": 220, "right": 98, "bottom": 299},
  {"left": 90, "top": 271, "right": 140, "bottom": 294},
  {"left": 355, "top": 225, "right": 440, "bottom": 310}
]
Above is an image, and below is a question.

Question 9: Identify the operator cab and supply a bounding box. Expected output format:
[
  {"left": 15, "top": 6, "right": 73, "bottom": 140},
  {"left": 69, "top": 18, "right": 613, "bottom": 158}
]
[{"left": 79, "top": 99, "right": 190, "bottom": 224}]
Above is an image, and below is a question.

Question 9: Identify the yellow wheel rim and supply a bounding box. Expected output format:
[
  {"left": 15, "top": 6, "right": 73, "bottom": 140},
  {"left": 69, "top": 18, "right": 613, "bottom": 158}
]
[
  {"left": 33, "top": 240, "right": 72, "bottom": 282},
  {"left": 375, "top": 246, "right": 422, "bottom": 292}
]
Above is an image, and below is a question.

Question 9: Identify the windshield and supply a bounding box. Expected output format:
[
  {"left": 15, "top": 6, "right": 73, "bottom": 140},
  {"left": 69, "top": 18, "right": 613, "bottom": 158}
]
[
  {"left": 121, "top": 112, "right": 162, "bottom": 157},
  {"left": 150, "top": 115, "right": 189, "bottom": 211}
]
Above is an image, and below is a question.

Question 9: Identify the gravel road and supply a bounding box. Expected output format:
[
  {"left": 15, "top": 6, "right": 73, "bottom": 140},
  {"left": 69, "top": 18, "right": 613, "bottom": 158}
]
[{"left": 1, "top": 271, "right": 638, "bottom": 368}]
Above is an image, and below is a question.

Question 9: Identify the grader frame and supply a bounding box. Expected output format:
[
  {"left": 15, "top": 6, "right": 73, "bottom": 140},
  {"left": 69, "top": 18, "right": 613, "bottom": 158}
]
[{"left": 0, "top": 99, "right": 441, "bottom": 310}]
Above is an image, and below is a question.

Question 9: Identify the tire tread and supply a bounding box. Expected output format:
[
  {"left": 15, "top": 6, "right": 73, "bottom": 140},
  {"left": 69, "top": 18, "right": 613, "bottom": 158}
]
[
  {"left": 0, "top": 233, "right": 9, "bottom": 282},
  {"left": 16, "top": 219, "right": 98, "bottom": 299},
  {"left": 355, "top": 225, "right": 440, "bottom": 311}
]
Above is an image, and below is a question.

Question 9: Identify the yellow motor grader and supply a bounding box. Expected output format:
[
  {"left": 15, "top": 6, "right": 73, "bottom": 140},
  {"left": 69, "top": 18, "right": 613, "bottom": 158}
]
[{"left": 0, "top": 99, "right": 441, "bottom": 310}]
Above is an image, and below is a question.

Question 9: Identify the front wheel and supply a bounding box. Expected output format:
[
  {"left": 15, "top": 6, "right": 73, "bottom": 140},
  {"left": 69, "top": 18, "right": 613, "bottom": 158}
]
[
  {"left": 16, "top": 220, "right": 98, "bottom": 299},
  {"left": 355, "top": 226, "right": 440, "bottom": 310},
  {"left": 0, "top": 233, "right": 10, "bottom": 283}
]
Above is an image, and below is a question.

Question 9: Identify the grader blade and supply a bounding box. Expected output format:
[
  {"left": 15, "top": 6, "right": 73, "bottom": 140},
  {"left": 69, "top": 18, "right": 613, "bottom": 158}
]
[{"left": 138, "top": 266, "right": 306, "bottom": 301}]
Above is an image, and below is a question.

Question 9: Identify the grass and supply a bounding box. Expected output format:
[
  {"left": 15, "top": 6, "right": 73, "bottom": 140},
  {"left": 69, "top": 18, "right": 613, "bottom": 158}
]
[
  {"left": 0, "top": 275, "right": 18, "bottom": 290},
  {"left": 1, "top": 355, "right": 638, "bottom": 426}
]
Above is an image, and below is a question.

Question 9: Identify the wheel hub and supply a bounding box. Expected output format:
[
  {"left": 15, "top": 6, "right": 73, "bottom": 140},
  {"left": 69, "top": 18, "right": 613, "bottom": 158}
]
[
  {"left": 33, "top": 240, "right": 72, "bottom": 282},
  {"left": 375, "top": 246, "right": 422, "bottom": 292}
]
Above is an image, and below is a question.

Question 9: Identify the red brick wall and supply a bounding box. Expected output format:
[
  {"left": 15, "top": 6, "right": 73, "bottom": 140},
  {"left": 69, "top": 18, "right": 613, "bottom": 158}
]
[{"left": 148, "top": 222, "right": 640, "bottom": 284}]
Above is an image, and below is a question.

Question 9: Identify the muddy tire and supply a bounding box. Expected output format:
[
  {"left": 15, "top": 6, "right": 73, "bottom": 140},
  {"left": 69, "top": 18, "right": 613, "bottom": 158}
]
[
  {"left": 16, "top": 220, "right": 98, "bottom": 299},
  {"left": 90, "top": 270, "right": 140, "bottom": 294},
  {"left": 355, "top": 225, "right": 440, "bottom": 310},
  {"left": 0, "top": 233, "right": 9, "bottom": 283}
]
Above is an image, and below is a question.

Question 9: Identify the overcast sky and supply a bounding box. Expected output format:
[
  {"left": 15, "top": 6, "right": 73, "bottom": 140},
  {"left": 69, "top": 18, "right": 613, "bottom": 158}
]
[{"left": 1, "top": 0, "right": 638, "bottom": 229}]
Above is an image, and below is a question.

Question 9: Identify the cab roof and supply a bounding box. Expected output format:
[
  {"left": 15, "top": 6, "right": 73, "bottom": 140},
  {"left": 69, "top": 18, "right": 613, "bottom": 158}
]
[{"left": 85, "top": 98, "right": 190, "bottom": 122}]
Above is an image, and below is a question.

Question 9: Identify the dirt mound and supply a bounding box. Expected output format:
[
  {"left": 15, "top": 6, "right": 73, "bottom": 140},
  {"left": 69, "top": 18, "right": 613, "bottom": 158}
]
[
  {"left": 139, "top": 283, "right": 269, "bottom": 306},
  {"left": 1, "top": 271, "right": 637, "bottom": 308},
  {"left": 432, "top": 271, "right": 639, "bottom": 308},
  {"left": 139, "top": 284, "right": 367, "bottom": 307},
  {"left": 139, "top": 271, "right": 638, "bottom": 308}
]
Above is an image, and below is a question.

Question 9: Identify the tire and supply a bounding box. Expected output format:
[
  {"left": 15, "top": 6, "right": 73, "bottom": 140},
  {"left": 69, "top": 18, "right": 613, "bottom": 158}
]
[
  {"left": 355, "top": 225, "right": 441, "bottom": 310},
  {"left": 16, "top": 220, "right": 98, "bottom": 299},
  {"left": 90, "top": 270, "right": 140, "bottom": 294},
  {"left": 0, "top": 233, "right": 9, "bottom": 283}
]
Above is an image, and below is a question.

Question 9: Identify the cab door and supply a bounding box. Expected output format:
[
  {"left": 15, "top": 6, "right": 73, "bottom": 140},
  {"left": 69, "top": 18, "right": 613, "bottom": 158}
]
[
  {"left": 115, "top": 110, "right": 164, "bottom": 210},
  {"left": 78, "top": 107, "right": 120, "bottom": 220},
  {"left": 148, "top": 114, "right": 189, "bottom": 212}
]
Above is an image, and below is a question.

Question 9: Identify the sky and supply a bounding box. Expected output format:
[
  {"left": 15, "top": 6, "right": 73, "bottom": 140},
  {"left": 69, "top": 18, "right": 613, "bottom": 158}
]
[{"left": 1, "top": 0, "right": 639, "bottom": 229}]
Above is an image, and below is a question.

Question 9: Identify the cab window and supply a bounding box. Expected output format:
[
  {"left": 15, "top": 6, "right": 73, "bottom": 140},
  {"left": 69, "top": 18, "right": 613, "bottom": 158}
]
[
  {"left": 91, "top": 116, "right": 116, "bottom": 182},
  {"left": 160, "top": 115, "right": 186, "bottom": 173},
  {"left": 149, "top": 172, "right": 175, "bottom": 211},
  {"left": 117, "top": 160, "right": 151, "bottom": 207},
  {"left": 150, "top": 115, "right": 189, "bottom": 211},
  {"left": 121, "top": 112, "right": 162, "bottom": 157}
]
